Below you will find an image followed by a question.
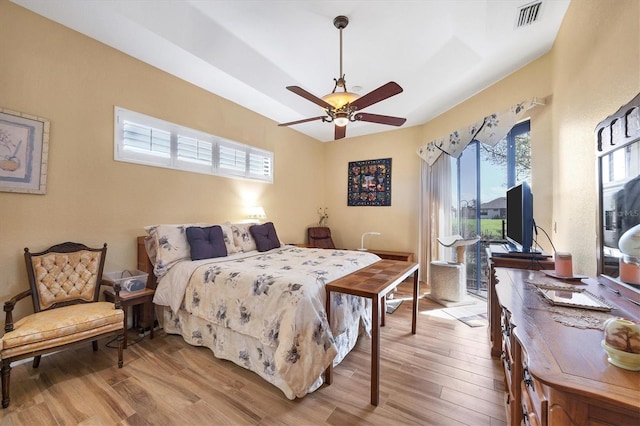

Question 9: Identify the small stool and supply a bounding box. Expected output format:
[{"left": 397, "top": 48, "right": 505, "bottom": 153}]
[{"left": 103, "top": 287, "right": 155, "bottom": 348}]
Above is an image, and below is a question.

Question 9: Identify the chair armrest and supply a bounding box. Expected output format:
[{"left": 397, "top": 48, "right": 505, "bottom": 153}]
[
  {"left": 101, "top": 280, "right": 122, "bottom": 310},
  {"left": 4, "top": 289, "right": 32, "bottom": 333}
]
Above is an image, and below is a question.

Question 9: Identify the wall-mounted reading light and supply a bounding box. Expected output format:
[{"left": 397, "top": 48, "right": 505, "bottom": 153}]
[
  {"left": 358, "top": 232, "right": 381, "bottom": 251},
  {"left": 247, "top": 206, "right": 267, "bottom": 221}
]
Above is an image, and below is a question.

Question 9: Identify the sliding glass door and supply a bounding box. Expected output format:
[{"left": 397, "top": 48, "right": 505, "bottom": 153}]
[{"left": 454, "top": 121, "right": 531, "bottom": 297}]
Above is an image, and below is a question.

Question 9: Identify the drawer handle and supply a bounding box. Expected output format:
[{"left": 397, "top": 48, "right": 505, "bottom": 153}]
[
  {"left": 523, "top": 366, "right": 533, "bottom": 388},
  {"left": 501, "top": 323, "right": 511, "bottom": 337},
  {"left": 523, "top": 409, "right": 531, "bottom": 426}
]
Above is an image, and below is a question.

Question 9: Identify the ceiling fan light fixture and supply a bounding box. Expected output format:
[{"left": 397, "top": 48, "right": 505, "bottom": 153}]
[
  {"left": 333, "top": 113, "right": 350, "bottom": 127},
  {"left": 321, "top": 91, "right": 359, "bottom": 109}
]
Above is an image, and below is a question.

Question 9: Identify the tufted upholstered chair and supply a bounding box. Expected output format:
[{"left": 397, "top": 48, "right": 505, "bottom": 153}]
[
  {"left": 307, "top": 227, "right": 336, "bottom": 249},
  {"left": 0, "top": 242, "right": 124, "bottom": 408}
]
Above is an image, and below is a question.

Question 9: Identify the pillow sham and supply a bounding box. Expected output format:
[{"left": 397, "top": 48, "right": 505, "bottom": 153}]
[
  {"left": 149, "top": 224, "right": 193, "bottom": 277},
  {"left": 230, "top": 222, "right": 257, "bottom": 252},
  {"left": 186, "top": 226, "right": 228, "bottom": 260},
  {"left": 249, "top": 222, "right": 281, "bottom": 252},
  {"left": 221, "top": 222, "right": 240, "bottom": 254}
]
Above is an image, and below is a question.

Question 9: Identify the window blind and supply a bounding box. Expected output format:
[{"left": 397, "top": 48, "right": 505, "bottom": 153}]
[{"left": 114, "top": 107, "right": 273, "bottom": 183}]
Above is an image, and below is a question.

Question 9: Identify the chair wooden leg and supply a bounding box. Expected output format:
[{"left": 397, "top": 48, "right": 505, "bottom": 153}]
[
  {"left": 2, "top": 360, "right": 11, "bottom": 409},
  {"left": 117, "top": 332, "right": 124, "bottom": 368},
  {"left": 32, "top": 355, "right": 41, "bottom": 369},
  {"left": 92, "top": 340, "right": 98, "bottom": 352}
]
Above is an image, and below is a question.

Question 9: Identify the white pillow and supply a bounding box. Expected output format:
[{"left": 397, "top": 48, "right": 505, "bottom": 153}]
[
  {"left": 145, "top": 224, "right": 198, "bottom": 277},
  {"left": 221, "top": 222, "right": 240, "bottom": 254},
  {"left": 230, "top": 222, "right": 257, "bottom": 252}
]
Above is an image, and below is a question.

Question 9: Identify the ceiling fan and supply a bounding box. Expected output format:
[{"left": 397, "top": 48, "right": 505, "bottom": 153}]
[{"left": 278, "top": 15, "right": 406, "bottom": 140}]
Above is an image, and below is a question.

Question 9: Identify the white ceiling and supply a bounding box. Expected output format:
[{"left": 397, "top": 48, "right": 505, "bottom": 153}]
[{"left": 12, "top": 0, "right": 570, "bottom": 142}]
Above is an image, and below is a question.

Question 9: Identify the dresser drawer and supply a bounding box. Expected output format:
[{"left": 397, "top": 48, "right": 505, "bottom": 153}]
[
  {"left": 521, "top": 380, "right": 541, "bottom": 426},
  {"left": 521, "top": 350, "right": 548, "bottom": 426}
]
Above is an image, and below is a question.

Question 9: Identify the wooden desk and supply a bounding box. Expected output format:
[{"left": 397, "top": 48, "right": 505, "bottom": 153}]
[
  {"left": 495, "top": 268, "right": 640, "bottom": 425},
  {"left": 324, "top": 259, "right": 419, "bottom": 406},
  {"left": 487, "top": 245, "right": 554, "bottom": 357}
]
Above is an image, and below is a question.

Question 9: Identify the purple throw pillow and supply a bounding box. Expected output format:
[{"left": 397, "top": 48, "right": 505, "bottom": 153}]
[
  {"left": 249, "top": 222, "right": 281, "bottom": 252},
  {"left": 186, "top": 225, "right": 228, "bottom": 260}
]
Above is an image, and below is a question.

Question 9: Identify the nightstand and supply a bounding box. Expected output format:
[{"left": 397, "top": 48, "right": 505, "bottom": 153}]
[
  {"left": 364, "top": 249, "right": 413, "bottom": 262},
  {"left": 103, "top": 287, "right": 155, "bottom": 349}
]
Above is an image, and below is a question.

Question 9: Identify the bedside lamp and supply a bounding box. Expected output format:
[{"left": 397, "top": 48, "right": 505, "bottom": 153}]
[
  {"left": 247, "top": 206, "right": 267, "bottom": 222},
  {"left": 358, "top": 232, "right": 380, "bottom": 251}
]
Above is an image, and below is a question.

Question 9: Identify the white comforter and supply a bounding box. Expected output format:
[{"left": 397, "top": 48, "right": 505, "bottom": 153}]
[{"left": 153, "top": 246, "right": 380, "bottom": 397}]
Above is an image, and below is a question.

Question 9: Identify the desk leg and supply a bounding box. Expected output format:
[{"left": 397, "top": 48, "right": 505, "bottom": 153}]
[
  {"left": 122, "top": 305, "right": 129, "bottom": 349},
  {"left": 324, "top": 289, "right": 333, "bottom": 386},
  {"left": 412, "top": 270, "right": 419, "bottom": 334},
  {"left": 381, "top": 295, "right": 386, "bottom": 327},
  {"left": 371, "top": 295, "right": 380, "bottom": 406}
]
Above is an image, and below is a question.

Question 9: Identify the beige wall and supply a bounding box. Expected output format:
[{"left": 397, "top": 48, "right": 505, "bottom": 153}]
[
  {"left": 1, "top": 0, "right": 639, "bottom": 320},
  {"left": 0, "top": 1, "right": 325, "bottom": 317},
  {"left": 323, "top": 125, "right": 423, "bottom": 252},
  {"left": 550, "top": 0, "right": 640, "bottom": 276}
]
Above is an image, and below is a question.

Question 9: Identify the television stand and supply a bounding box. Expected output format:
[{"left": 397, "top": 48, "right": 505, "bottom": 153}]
[{"left": 492, "top": 243, "right": 549, "bottom": 259}]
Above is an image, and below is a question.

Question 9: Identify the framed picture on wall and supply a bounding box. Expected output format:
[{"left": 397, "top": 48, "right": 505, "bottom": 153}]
[
  {"left": 347, "top": 158, "right": 391, "bottom": 206},
  {"left": 0, "top": 108, "right": 50, "bottom": 194}
]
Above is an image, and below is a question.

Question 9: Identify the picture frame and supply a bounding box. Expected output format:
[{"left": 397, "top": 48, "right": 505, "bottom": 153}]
[
  {"left": 347, "top": 158, "right": 391, "bottom": 206},
  {"left": 0, "top": 108, "right": 50, "bottom": 194}
]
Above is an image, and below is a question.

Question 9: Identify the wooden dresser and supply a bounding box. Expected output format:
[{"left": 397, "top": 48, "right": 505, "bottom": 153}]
[
  {"left": 494, "top": 268, "right": 640, "bottom": 426},
  {"left": 487, "top": 245, "right": 554, "bottom": 357}
]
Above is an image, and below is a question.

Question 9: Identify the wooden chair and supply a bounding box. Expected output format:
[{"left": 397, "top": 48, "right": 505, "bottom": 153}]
[
  {"left": 0, "top": 242, "right": 124, "bottom": 408},
  {"left": 307, "top": 227, "right": 336, "bottom": 249}
]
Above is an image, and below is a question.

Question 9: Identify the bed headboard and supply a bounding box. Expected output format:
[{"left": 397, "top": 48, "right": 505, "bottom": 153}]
[{"left": 137, "top": 236, "right": 157, "bottom": 290}]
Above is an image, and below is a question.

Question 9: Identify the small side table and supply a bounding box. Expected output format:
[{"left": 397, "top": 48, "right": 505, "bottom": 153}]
[{"left": 103, "top": 287, "right": 155, "bottom": 349}]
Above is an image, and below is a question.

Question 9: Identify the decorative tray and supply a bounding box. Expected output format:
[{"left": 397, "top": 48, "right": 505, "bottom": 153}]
[
  {"left": 541, "top": 270, "right": 589, "bottom": 281},
  {"left": 535, "top": 285, "right": 613, "bottom": 311}
]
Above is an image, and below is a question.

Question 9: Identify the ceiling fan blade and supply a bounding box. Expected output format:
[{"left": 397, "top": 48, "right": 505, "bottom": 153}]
[
  {"left": 286, "top": 86, "right": 333, "bottom": 110},
  {"left": 278, "top": 116, "right": 326, "bottom": 127},
  {"left": 350, "top": 82, "right": 403, "bottom": 111},
  {"left": 354, "top": 112, "right": 407, "bottom": 127},
  {"left": 334, "top": 125, "right": 346, "bottom": 140}
]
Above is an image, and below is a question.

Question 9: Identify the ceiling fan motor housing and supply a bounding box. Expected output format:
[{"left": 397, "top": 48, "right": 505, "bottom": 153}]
[{"left": 333, "top": 15, "right": 349, "bottom": 29}]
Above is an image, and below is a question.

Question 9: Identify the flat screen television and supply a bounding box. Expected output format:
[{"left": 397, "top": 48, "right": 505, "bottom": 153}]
[{"left": 506, "top": 181, "right": 536, "bottom": 253}]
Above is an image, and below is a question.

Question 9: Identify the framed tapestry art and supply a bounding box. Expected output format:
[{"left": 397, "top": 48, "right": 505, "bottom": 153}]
[
  {"left": 347, "top": 158, "right": 391, "bottom": 206},
  {"left": 0, "top": 108, "right": 49, "bottom": 194}
]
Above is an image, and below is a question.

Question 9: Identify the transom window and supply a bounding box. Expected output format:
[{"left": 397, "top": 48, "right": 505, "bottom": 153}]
[{"left": 114, "top": 107, "right": 273, "bottom": 183}]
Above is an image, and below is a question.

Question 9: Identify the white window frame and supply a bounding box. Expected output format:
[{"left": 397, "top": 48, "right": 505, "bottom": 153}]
[{"left": 114, "top": 107, "right": 273, "bottom": 183}]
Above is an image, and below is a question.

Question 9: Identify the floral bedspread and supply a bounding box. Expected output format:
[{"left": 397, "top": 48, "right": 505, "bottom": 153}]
[{"left": 153, "top": 246, "right": 380, "bottom": 397}]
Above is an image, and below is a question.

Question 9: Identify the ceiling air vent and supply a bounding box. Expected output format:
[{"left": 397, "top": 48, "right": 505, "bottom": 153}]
[{"left": 516, "top": 1, "right": 542, "bottom": 27}]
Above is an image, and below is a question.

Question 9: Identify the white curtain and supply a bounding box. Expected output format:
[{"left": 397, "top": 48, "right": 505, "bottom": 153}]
[{"left": 418, "top": 154, "right": 452, "bottom": 284}]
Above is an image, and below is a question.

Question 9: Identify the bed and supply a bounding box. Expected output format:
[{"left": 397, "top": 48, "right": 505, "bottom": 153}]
[{"left": 137, "top": 222, "right": 380, "bottom": 399}]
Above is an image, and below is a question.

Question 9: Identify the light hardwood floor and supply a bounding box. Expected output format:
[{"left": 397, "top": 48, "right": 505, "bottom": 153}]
[{"left": 0, "top": 283, "right": 507, "bottom": 425}]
